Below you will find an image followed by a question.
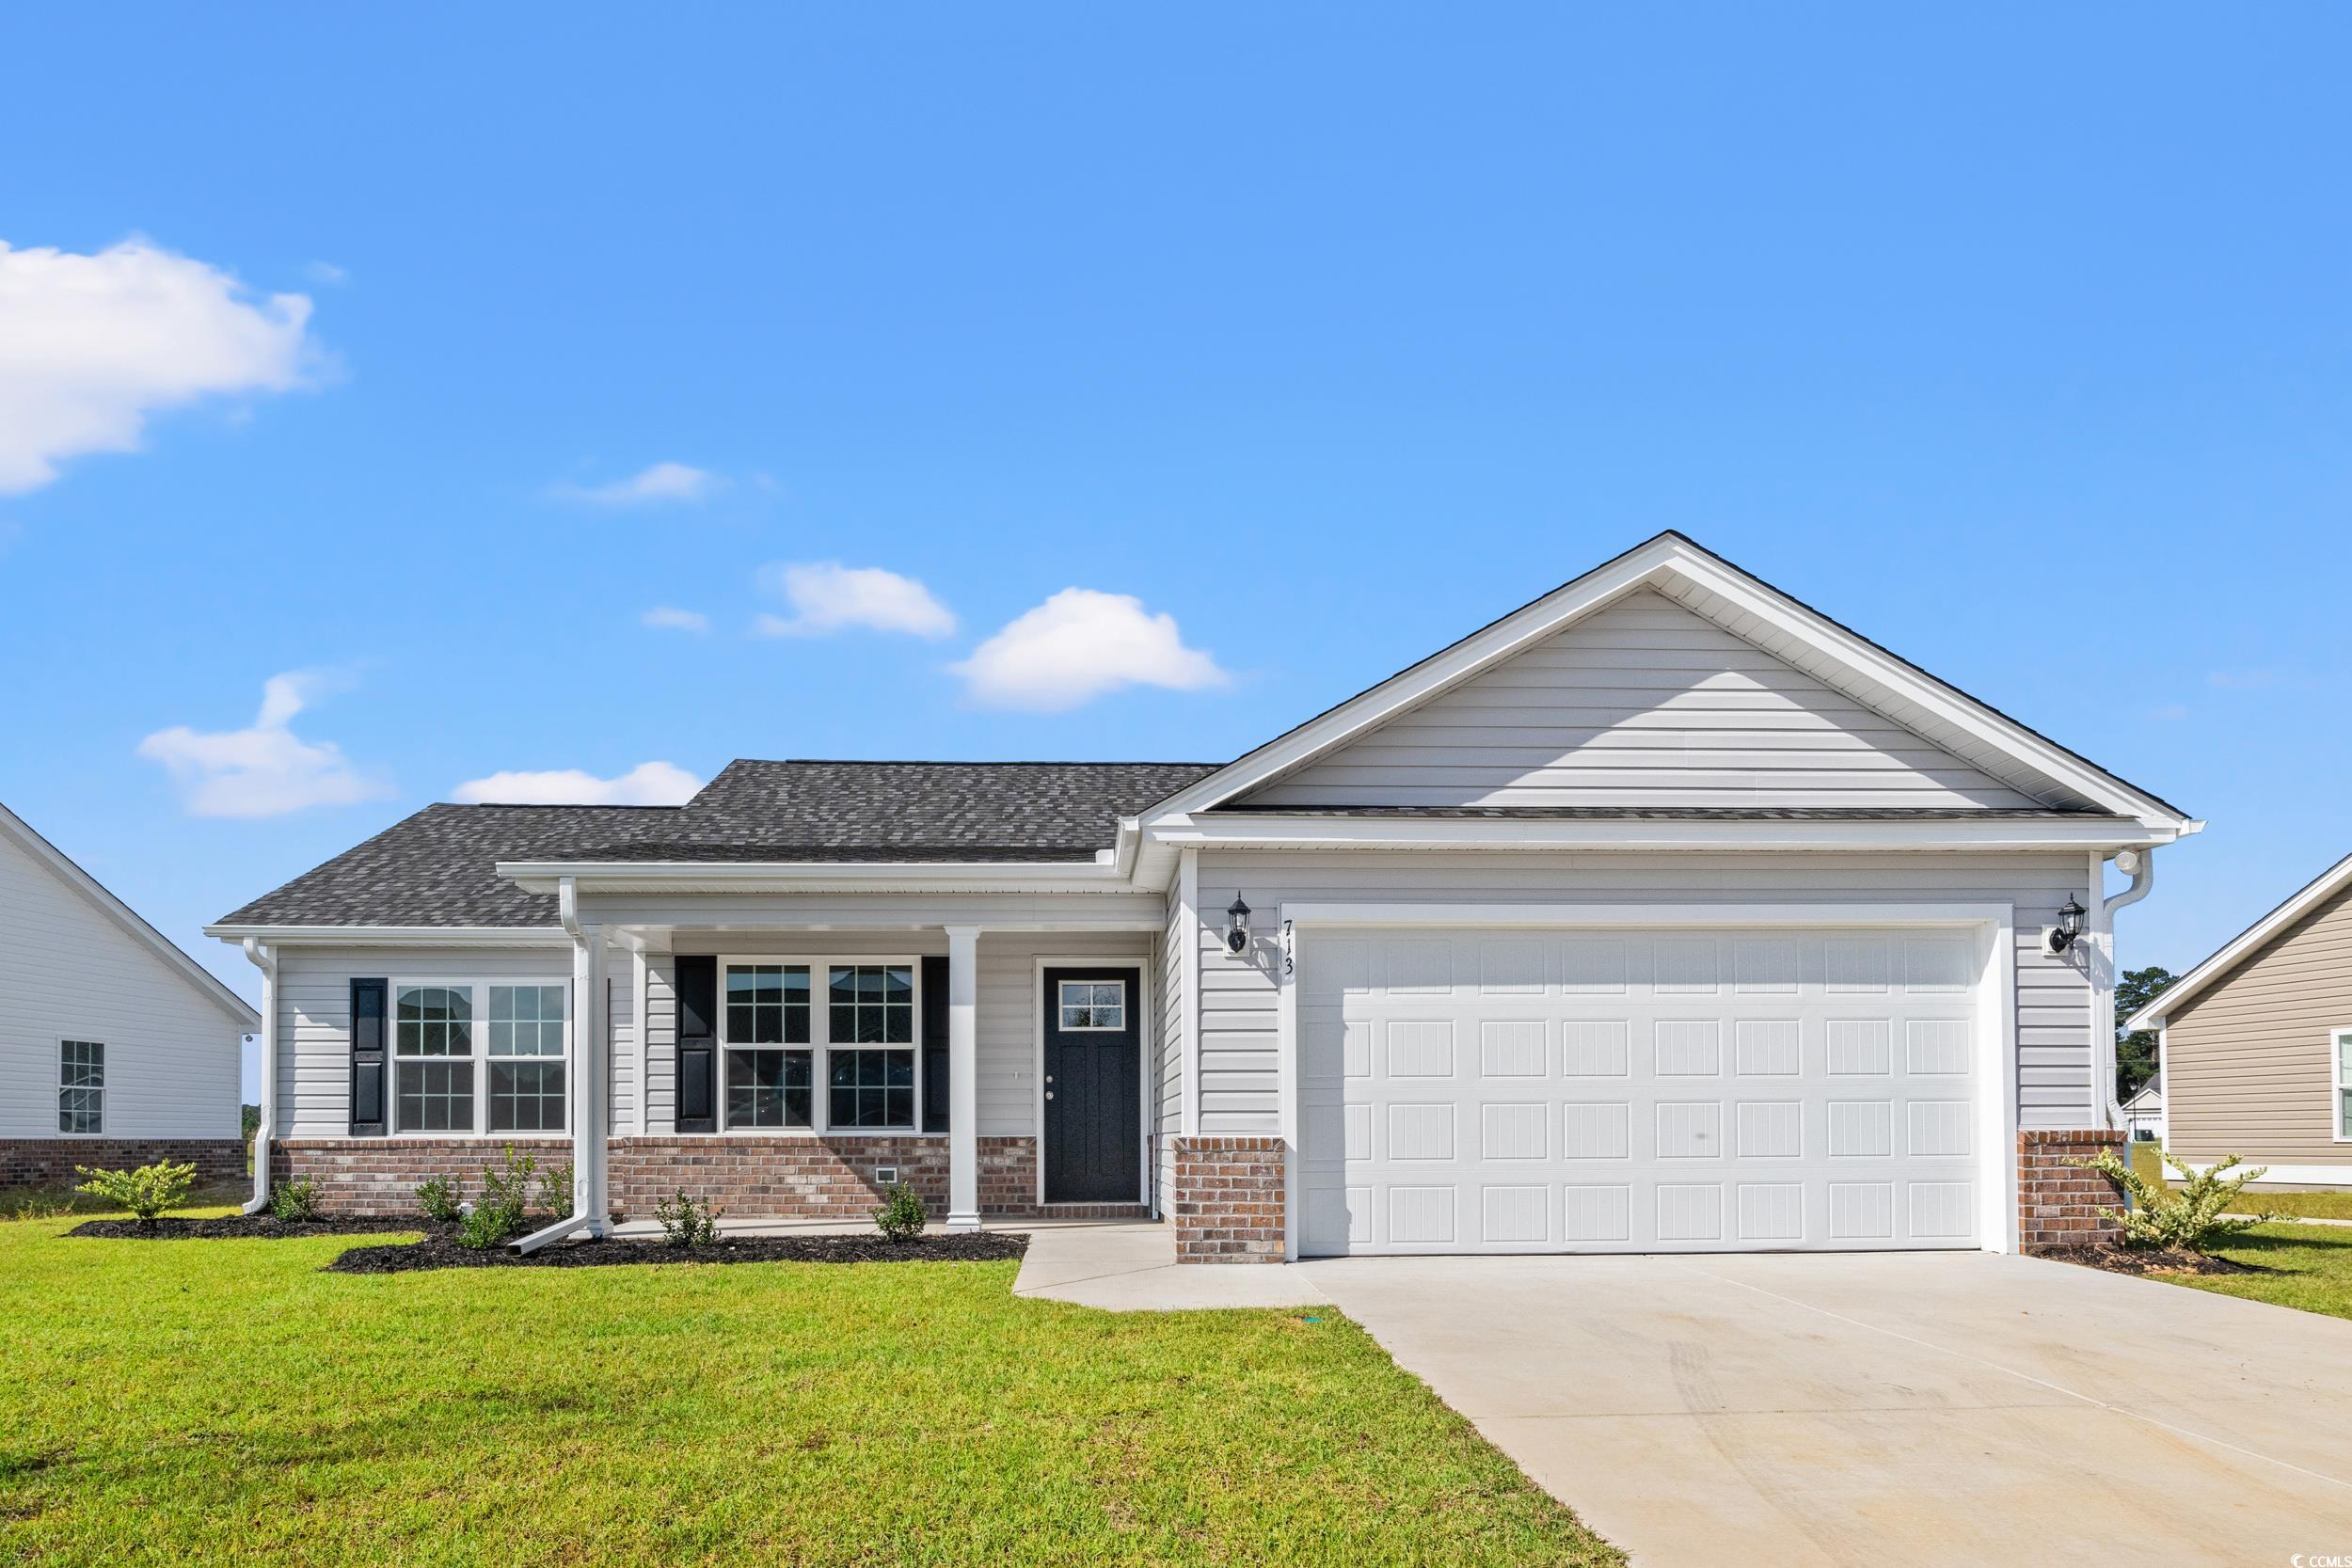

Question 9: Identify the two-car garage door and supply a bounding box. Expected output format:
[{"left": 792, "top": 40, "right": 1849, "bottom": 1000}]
[{"left": 1299, "top": 927, "right": 1987, "bottom": 1256}]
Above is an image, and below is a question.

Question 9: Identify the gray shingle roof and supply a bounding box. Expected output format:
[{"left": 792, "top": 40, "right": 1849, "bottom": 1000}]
[{"left": 215, "top": 759, "right": 1221, "bottom": 928}]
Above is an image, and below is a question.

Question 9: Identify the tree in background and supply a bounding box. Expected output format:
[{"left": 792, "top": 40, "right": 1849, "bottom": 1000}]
[{"left": 2115, "top": 966, "right": 2176, "bottom": 1100}]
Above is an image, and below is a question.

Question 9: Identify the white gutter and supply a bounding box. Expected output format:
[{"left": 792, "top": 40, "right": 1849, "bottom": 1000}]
[
  {"left": 512, "top": 878, "right": 606, "bottom": 1256},
  {"left": 2097, "top": 847, "right": 2157, "bottom": 1129},
  {"left": 239, "top": 937, "right": 277, "bottom": 1215}
]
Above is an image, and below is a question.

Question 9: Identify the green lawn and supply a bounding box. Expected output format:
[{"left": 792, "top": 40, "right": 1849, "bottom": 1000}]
[
  {"left": 2142, "top": 1222, "right": 2352, "bottom": 1323},
  {"left": 2129, "top": 1142, "right": 2352, "bottom": 1220},
  {"left": 0, "top": 1212, "right": 1619, "bottom": 1568}
]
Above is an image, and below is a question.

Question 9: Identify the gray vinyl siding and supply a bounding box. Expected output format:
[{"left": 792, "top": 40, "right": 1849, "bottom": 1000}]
[
  {"left": 2166, "top": 884, "right": 2352, "bottom": 1169},
  {"left": 643, "top": 931, "right": 1149, "bottom": 1139},
  {"left": 1195, "top": 849, "right": 2098, "bottom": 1134},
  {"left": 274, "top": 944, "right": 574, "bottom": 1138},
  {"left": 0, "top": 827, "right": 244, "bottom": 1140},
  {"left": 1242, "top": 589, "right": 2042, "bottom": 810}
]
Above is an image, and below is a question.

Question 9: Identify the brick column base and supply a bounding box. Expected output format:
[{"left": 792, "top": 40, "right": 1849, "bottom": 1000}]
[
  {"left": 1172, "top": 1135, "right": 1285, "bottom": 1263},
  {"left": 2018, "top": 1130, "right": 2126, "bottom": 1252}
]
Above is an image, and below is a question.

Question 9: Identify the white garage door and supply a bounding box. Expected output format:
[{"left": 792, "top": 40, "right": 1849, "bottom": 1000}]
[{"left": 1299, "top": 927, "right": 1986, "bottom": 1256}]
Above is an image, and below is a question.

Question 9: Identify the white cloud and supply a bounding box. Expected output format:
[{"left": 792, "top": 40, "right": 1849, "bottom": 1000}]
[
  {"left": 0, "top": 238, "right": 318, "bottom": 495},
  {"left": 451, "top": 761, "right": 703, "bottom": 806},
  {"left": 137, "top": 672, "right": 388, "bottom": 818},
  {"left": 2205, "top": 669, "right": 2279, "bottom": 691},
  {"left": 304, "top": 261, "right": 348, "bottom": 285},
  {"left": 640, "top": 606, "right": 709, "bottom": 633},
  {"left": 552, "top": 461, "right": 721, "bottom": 507},
  {"left": 952, "top": 588, "right": 1229, "bottom": 711},
  {"left": 755, "top": 561, "right": 957, "bottom": 639}
]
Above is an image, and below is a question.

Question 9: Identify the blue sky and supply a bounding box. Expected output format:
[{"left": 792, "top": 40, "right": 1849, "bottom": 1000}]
[{"left": 3, "top": 7, "right": 2348, "bottom": 1094}]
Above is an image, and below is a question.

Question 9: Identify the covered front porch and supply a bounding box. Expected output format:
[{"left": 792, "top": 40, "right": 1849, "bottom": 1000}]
[{"left": 535, "top": 872, "right": 1171, "bottom": 1246}]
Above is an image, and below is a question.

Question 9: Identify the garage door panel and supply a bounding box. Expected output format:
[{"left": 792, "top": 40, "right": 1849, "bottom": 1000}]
[{"left": 1302, "top": 924, "right": 1984, "bottom": 1256}]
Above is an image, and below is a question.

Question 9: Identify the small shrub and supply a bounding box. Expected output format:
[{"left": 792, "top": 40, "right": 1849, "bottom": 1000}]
[
  {"left": 2069, "top": 1148, "right": 2285, "bottom": 1252},
  {"left": 459, "top": 1146, "right": 542, "bottom": 1249},
  {"left": 415, "top": 1177, "right": 463, "bottom": 1225},
  {"left": 73, "top": 1161, "right": 196, "bottom": 1224},
  {"left": 656, "top": 1190, "right": 723, "bottom": 1249},
  {"left": 873, "top": 1181, "right": 928, "bottom": 1243},
  {"left": 456, "top": 1202, "right": 520, "bottom": 1251},
  {"left": 270, "top": 1178, "right": 322, "bottom": 1224},
  {"left": 537, "top": 1164, "right": 573, "bottom": 1218}
]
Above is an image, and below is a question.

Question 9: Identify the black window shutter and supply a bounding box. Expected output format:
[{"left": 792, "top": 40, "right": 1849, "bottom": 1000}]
[
  {"left": 921, "top": 954, "right": 949, "bottom": 1132},
  {"left": 674, "top": 956, "right": 717, "bottom": 1133},
  {"left": 349, "top": 978, "right": 388, "bottom": 1136}
]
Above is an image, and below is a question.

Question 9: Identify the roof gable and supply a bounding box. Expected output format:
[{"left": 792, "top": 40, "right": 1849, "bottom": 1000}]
[
  {"left": 1149, "top": 532, "right": 2194, "bottom": 829},
  {"left": 1235, "top": 587, "right": 2043, "bottom": 811},
  {"left": 2125, "top": 851, "right": 2352, "bottom": 1033}
]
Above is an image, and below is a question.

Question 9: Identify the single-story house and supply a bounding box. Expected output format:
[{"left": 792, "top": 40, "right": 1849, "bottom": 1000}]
[
  {"left": 2122, "top": 850, "right": 2352, "bottom": 1189},
  {"left": 2, "top": 801, "right": 258, "bottom": 1187},
  {"left": 2120, "top": 1075, "right": 2162, "bottom": 1142},
  {"left": 210, "top": 532, "right": 2199, "bottom": 1259}
]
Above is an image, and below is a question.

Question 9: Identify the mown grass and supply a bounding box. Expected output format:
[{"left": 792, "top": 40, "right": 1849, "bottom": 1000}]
[
  {"left": 0, "top": 1211, "right": 1619, "bottom": 1567},
  {"left": 2149, "top": 1222, "right": 2352, "bottom": 1323},
  {"left": 2129, "top": 1142, "right": 2352, "bottom": 1220}
]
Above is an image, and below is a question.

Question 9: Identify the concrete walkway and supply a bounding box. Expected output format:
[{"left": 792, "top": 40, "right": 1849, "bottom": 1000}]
[
  {"left": 1010, "top": 1221, "right": 1330, "bottom": 1309},
  {"left": 1300, "top": 1250, "right": 2352, "bottom": 1568}
]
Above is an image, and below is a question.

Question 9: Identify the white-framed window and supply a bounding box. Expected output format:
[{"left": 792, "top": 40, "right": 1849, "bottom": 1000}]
[
  {"left": 718, "top": 957, "right": 919, "bottom": 1132},
  {"left": 392, "top": 980, "right": 568, "bottom": 1135},
  {"left": 58, "top": 1040, "right": 103, "bottom": 1134},
  {"left": 1058, "top": 979, "right": 1126, "bottom": 1032},
  {"left": 2334, "top": 1027, "right": 2352, "bottom": 1143}
]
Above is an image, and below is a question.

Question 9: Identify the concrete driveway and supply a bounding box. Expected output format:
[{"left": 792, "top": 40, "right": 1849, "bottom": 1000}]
[{"left": 1299, "top": 1251, "right": 2352, "bottom": 1568}]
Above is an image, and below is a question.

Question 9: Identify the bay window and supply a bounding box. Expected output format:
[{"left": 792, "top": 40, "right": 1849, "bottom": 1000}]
[
  {"left": 393, "top": 980, "right": 567, "bottom": 1135},
  {"left": 719, "top": 958, "right": 918, "bottom": 1132}
]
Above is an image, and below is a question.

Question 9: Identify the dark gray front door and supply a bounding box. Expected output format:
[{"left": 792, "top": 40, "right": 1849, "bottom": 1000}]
[{"left": 1042, "top": 966, "right": 1141, "bottom": 1203}]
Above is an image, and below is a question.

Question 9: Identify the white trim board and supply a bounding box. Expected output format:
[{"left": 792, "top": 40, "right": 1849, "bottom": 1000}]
[
  {"left": 5, "top": 802, "right": 258, "bottom": 1029},
  {"left": 2125, "top": 851, "right": 2352, "bottom": 1034},
  {"left": 1271, "top": 899, "right": 2021, "bottom": 1259}
]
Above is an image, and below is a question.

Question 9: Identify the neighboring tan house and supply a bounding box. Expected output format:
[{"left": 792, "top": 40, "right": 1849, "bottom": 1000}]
[
  {"left": 2124, "top": 851, "right": 2352, "bottom": 1190},
  {"left": 2, "top": 802, "right": 259, "bottom": 1187},
  {"left": 210, "top": 533, "right": 2201, "bottom": 1259},
  {"left": 2120, "top": 1076, "right": 2162, "bottom": 1142}
]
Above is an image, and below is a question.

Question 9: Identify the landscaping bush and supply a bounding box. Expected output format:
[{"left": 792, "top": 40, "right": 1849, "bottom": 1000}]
[
  {"left": 656, "top": 1191, "right": 723, "bottom": 1249},
  {"left": 537, "top": 1163, "right": 573, "bottom": 1218},
  {"left": 2069, "top": 1148, "right": 2284, "bottom": 1251},
  {"left": 415, "top": 1176, "right": 463, "bottom": 1225},
  {"left": 73, "top": 1161, "right": 196, "bottom": 1225},
  {"left": 455, "top": 1147, "right": 545, "bottom": 1249},
  {"left": 270, "top": 1178, "right": 322, "bottom": 1223},
  {"left": 873, "top": 1181, "right": 927, "bottom": 1243}
]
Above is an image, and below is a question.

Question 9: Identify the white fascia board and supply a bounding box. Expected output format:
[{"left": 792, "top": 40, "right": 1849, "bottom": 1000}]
[
  {"left": 497, "top": 859, "right": 1135, "bottom": 895},
  {"left": 204, "top": 925, "right": 571, "bottom": 948},
  {"left": 2, "top": 803, "right": 260, "bottom": 1029},
  {"left": 1153, "top": 813, "right": 2184, "bottom": 853},
  {"left": 1137, "top": 534, "right": 2192, "bottom": 831},
  {"left": 2123, "top": 850, "right": 2352, "bottom": 1034}
]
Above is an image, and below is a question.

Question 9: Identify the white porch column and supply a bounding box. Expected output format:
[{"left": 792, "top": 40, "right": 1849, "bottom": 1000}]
[
  {"left": 945, "top": 924, "right": 981, "bottom": 1230},
  {"left": 571, "top": 920, "right": 611, "bottom": 1238}
]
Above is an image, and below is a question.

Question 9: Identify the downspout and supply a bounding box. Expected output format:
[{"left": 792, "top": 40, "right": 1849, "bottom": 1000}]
[
  {"left": 2099, "top": 847, "right": 2157, "bottom": 1128},
  {"left": 239, "top": 938, "right": 278, "bottom": 1214},
  {"left": 512, "top": 877, "right": 604, "bottom": 1255}
]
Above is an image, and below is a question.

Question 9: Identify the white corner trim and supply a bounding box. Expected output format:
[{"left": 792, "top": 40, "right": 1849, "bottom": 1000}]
[
  {"left": 1178, "top": 848, "right": 1200, "bottom": 1139},
  {"left": 2126, "top": 851, "right": 2352, "bottom": 1034},
  {"left": 2, "top": 803, "right": 258, "bottom": 1029}
]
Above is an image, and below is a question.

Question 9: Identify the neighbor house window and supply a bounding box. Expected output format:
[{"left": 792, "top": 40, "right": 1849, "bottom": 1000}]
[
  {"left": 393, "top": 981, "right": 568, "bottom": 1134},
  {"left": 828, "top": 965, "right": 914, "bottom": 1128},
  {"left": 58, "top": 1040, "right": 103, "bottom": 1133},
  {"left": 724, "top": 964, "right": 811, "bottom": 1129},
  {"left": 2335, "top": 1028, "right": 2352, "bottom": 1142},
  {"left": 1058, "top": 980, "right": 1126, "bottom": 1031}
]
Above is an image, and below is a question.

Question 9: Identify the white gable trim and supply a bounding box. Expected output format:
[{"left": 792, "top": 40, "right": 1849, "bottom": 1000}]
[
  {"left": 2124, "top": 850, "right": 2352, "bottom": 1034},
  {"left": 3, "top": 803, "right": 259, "bottom": 1030},
  {"left": 1140, "top": 533, "right": 2193, "bottom": 832}
]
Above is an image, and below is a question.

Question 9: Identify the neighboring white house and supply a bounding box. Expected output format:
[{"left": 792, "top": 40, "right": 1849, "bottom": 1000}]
[
  {"left": 2120, "top": 1076, "right": 2163, "bottom": 1142},
  {"left": 211, "top": 532, "right": 2199, "bottom": 1258},
  {"left": 1, "top": 801, "right": 258, "bottom": 1187}
]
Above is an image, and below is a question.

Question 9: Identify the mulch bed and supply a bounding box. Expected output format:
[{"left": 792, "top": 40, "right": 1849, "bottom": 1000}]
[
  {"left": 2040, "top": 1243, "right": 2262, "bottom": 1277},
  {"left": 69, "top": 1215, "right": 430, "bottom": 1241},
  {"left": 326, "top": 1229, "right": 1030, "bottom": 1275}
]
